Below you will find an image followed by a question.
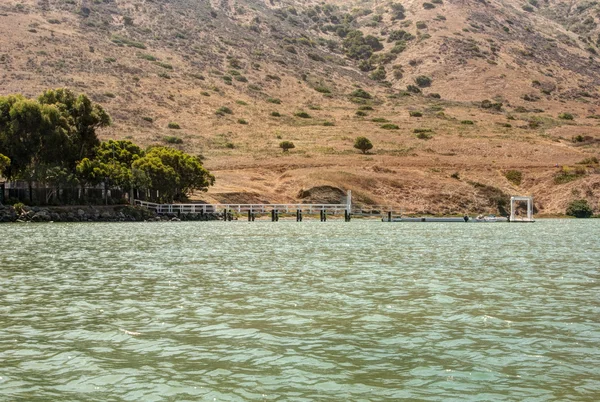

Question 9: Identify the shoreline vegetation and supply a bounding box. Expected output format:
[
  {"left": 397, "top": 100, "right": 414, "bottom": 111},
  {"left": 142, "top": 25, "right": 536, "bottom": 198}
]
[{"left": 0, "top": 89, "right": 214, "bottom": 206}]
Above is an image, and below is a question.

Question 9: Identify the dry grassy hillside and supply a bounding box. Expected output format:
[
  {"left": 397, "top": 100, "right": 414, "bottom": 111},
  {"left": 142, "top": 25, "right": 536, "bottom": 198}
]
[{"left": 1, "top": 0, "right": 600, "bottom": 215}]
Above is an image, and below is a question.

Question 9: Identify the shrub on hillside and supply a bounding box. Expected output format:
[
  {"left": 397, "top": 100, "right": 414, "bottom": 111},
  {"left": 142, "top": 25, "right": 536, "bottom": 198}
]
[
  {"left": 354, "top": 136, "right": 373, "bottom": 154},
  {"left": 370, "top": 66, "right": 387, "bottom": 81},
  {"left": 504, "top": 170, "right": 522, "bottom": 185},
  {"left": 381, "top": 123, "right": 399, "bottom": 129},
  {"left": 554, "top": 166, "right": 586, "bottom": 184},
  {"left": 409, "top": 111, "right": 423, "bottom": 117},
  {"left": 566, "top": 199, "right": 593, "bottom": 218},
  {"left": 558, "top": 112, "right": 574, "bottom": 120},
  {"left": 350, "top": 88, "right": 372, "bottom": 99},
  {"left": 216, "top": 106, "right": 233, "bottom": 115},
  {"left": 164, "top": 136, "right": 183, "bottom": 144},
  {"left": 314, "top": 86, "right": 331, "bottom": 94},
  {"left": 279, "top": 141, "right": 295, "bottom": 152},
  {"left": 295, "top": 111, "right": 311, "bottom": 118},
  {"left": 167, "top": 122, "right": 181, "bottom": 129},
  {"left": 415, "top": 75, "right": 432, "bottom": 87}
]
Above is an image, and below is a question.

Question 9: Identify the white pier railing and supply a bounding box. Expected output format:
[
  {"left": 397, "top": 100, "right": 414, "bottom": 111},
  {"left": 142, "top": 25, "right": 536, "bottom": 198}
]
[{"left": 135, "top": 200, "right": 350, "bottom": 215}]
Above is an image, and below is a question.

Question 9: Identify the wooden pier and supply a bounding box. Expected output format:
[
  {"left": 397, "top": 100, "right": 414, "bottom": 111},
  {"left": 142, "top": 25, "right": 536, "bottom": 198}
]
[
  {"left": 135, "top": 190, "right": 400, "bottom": 222},
  {"left": 134, "top": 192, "right": 534, "bottom": 223}
]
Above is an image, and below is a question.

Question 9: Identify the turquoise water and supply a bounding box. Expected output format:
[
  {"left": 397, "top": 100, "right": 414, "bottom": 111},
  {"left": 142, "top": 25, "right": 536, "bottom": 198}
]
[{"left": 0, "top": 220, "right": 599, "bottom": 401}]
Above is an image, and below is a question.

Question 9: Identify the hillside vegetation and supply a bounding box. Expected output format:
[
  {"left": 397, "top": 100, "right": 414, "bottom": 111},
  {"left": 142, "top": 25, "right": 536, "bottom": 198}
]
[{"left": 1, "top": 0, "right": 600, "bottom": 214}]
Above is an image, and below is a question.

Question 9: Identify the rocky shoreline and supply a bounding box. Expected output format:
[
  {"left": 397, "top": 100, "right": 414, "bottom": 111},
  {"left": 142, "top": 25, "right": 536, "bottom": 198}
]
[{"left": 0, "top": 204, "right": 220, "bottom": 223}]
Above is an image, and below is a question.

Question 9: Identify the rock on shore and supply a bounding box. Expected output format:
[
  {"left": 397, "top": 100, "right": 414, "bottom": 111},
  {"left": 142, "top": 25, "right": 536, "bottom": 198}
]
[{"left": 0, "top": 205, "right": 220, "bottom": 223}]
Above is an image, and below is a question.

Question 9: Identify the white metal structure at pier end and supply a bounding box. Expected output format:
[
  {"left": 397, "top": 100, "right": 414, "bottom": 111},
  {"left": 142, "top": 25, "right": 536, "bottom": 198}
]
[{"left": 510, "top": 196, "right": 534, "bottom": 222}]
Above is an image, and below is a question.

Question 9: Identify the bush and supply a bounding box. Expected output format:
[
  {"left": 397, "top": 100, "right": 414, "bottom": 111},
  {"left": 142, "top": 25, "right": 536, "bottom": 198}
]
[
  {"left": 164, "top": 136, "right": 183, "bottom": 144},
  {"left": 461, "top": 120, "right": 474, "bottom": 125},
  {"left": 576, "top": 157, "right": 599, "bottom": 165},
  {"left": 167, "top": 122, "right": 181, "bottom": 129},
  {"left": 423, "top": 2, "right": 436, "bottom": 9},
  {"left": 267, "top": 97, "right": 282, "bottom": 104},
  {"left": 358, "top": 106, "right": 374, "bottom": 111},
  {"left": 416, "top": 132, "right": 433, "bottom": 139},
  {"left": 381, "top": 124, "right": 399, "bottom": 130},
  {"left": 350, "top": 88, "right": 372, "bottom": 99},
  {"left": 372, "top": 117, "right": 389, "bottom": 123},
  {"left": 354, "top": 136, "right": 373, "bottom": 154},
  {"left": 216, "top": 106, "right": 233, "bottom": 115},
  {"left": 156, "top": 62, "right": 173, "bottom": 70},
  {"left": 370, "top": 66, "right": 386, "bottom": 81},
  {"left": 407, "top": 85, "right": 421, "bottom": 93},
  {"left": 481, "top": 99, "right": 503, "bottom": 110},
  {"left": 139, "top": 54, "right": 157, "bottom": 61},
  {"left": 409, "top": 111, "right": 423, "bottom": 117},
  {"left": 504, "top": 170, "right": 522, "bottom": 185},
  {"left": 295, "top": 111, "right": 311, "bottom": 118},
  {"left": 558, "top": 112, "right": 574, "bottom": 120},
  {"left": 314, "top": 86, "right": 331, "bottom": 94},
  {"left": 237, "top": 118, "right": 248, "bottom": 124},
  {"left": 356, "top": 110, "right": 368, "bottom": 117},
  {"left": 271, "top": 111, "right": 281, "bottom": 117},
  {"left": 566, "top": 199, "right": 593, "bottom": 218},
  {"left": 323, "top": 121, "right": 335, "bottom": 126},
  {"left": 522, "top": 4, "right": 534, "bottom": 12},
  {"left": 142, "top": 116, "right": 153, "bottom": 122},
  {"left": 279, "top": 141, "right": 295, "bottom": 152},
  {"left": 554, "top": 166, "right": 586, "bottom": 184},
  {"left": 415, "top": 75, "right": 432, "bottom": 87}
]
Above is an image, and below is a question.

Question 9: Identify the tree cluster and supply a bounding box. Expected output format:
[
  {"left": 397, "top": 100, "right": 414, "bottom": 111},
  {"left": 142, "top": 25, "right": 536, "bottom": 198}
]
[{"left": 0, "top": 89, "right": 214, "bottom": 203}]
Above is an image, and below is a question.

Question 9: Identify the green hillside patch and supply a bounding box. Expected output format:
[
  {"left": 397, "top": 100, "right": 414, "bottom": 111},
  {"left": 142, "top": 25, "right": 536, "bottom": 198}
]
[{"left": 111, "top": 35, "right": 146, "bottom": 49}]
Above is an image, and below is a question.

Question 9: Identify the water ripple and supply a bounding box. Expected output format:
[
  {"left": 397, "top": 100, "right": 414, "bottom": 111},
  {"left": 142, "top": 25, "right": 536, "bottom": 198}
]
[{"left": 0, "top": 220, "right": 599, "bottom": 400}]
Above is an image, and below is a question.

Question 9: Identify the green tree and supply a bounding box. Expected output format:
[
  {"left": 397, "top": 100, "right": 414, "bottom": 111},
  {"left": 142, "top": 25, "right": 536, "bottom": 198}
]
[
  {"left": 38, "top": 88, "right": 111, "bottom": 163},
  {"left": 566, "top": 199, "right": 593, "bottom": 218},
  {"left": 76, "top": 140, "right": 145, "bottom": 189},
  {"left": 95, "top": 140, "right": 144, "bottom": 166},
  {"left": 0, "top": 153, "right": 9, "bottom": 176},
  {"left": 0, "top": 95, "right": 71, "bottom": 181},
  {"left": 279, "top": 141, "right": 295, "bottom": 152},
  {"left": 354, "top": 136, "right": 373, "bottom": 154},
  {"left": 133, "top": 147, "right": 214, "bottom": 202}
]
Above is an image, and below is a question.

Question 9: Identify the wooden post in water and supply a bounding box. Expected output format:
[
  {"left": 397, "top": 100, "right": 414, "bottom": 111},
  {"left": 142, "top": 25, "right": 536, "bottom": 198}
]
[
  {"left": 388, "top": 211, "right": 392, "bottom": 222},
  {"left": 296, "top": 209, "right": 302, "bottom": 222},
  {"left": 248, "top": 210, "right": 252, "bottom": 221},
  {"left": 271, "top": 209, "right": 275, "bottom": 222}
]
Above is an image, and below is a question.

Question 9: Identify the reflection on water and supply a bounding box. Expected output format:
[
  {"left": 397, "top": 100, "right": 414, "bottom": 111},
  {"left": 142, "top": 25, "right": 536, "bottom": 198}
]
[{"left": 0, "top": 220, "right": 599, "bottom": 400}]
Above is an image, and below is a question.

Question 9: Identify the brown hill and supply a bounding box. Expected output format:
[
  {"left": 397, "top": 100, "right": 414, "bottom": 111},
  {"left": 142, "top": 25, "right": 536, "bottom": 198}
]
[{"left": 1, "top": 0, "right": 600, "bottom": 215}]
